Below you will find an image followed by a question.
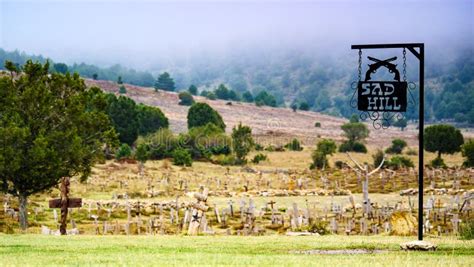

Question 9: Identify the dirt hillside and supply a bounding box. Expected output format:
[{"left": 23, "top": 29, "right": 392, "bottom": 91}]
[{"left": 85, "top": 79, "right": 459, "bottom": 148}]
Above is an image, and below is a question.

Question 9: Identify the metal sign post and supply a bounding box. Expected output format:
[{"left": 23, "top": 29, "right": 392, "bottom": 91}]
[{"left": 351, "top": 43, "right": 424, "bottom": 240}]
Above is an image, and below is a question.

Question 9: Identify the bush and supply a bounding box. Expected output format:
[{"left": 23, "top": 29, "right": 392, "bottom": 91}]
[
  {"left": 116, "top": 143, "right": 132, "bottom": 160},
  {"left": 338, "top": 141, "right": 367, "bottom": 153},
  {"left": 182, "top": 123, "right": 231, "bottom": 159},
  {"left": 172, "top": 148, "right": 192, "bottom": 166},
  {"left": 178, "top": 91, "right": 195, "bottom": 106},
  {"left": 255, "top": 143, "right": 264, "bottom": 151},
  {"left": 307, "top": 220, "right": 330, "bottom": 235},
  {"left": 252, "top": 153, "right": 268, "bottom": 164},
  {"left": 119, "top": 85, "right": 127, "bottom": 94},
  {"left": 386, "top": 139, "right": 407, "bottom": 154},
  {"left": 462, "top": 139, "right": 474, "bottom": 167},
  {"left": 212, "top": 154, "right": 237, "bottom": 166},
  {"left": 310, "top": 151, "right": 328, "bottom": 169},
  {"left": 405, "top": 148, "right": 418, "bottom": 156},
  {"left": 136, "top": 129, "right": 176, "bottom": 159},
  {"left": 430, "top": 157, "right": 446, "bottom": 168},
  {"left": 334, "top": 160, "right": 344, "bottom": 169},
  {"left": 460, "top": 219, "right": 474, "bottom": 240},
  {"left": 285, "top": 138, "right": 303, "bottom": 151},
  {"left": 316, "top": 139, "right": 337, "bottom": 155},
  {"left": 314, "top": 122, "right": 321, "bottom": 127},
  {"left": 187, "top": 103, "right": 226, "bottom": 131},
  {"left": 387, "top": 156, "right": 414, "bottom": 170}
]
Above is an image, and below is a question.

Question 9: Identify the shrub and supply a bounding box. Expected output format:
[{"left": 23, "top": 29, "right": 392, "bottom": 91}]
[
  {"left": 172, "top": 148, "right": 192, "bottom": 166},
  {"left": 187, "top": 103, "right": 226, "bottom": 131},
  {"left": 386, "top": 139, "right": 407, "bottom": 154},
  {"left": 462, "top": 139, "right": 474, "bottom": 167},
  {"left": 430, "top": 157, "right": 446, "bottom": 168},
  {"left": 285, "top": 138, "right": 303, "bottom": 151},
  {"left": 232, "top": 123, "right": 254, "bottom": 164},
  {"left": 212, "top": 154, "right": 237, "bottom": 166},
  {"left": 255, "top": 143, "right": 264, "bottom": 151},
  {"left": 116, "top": 143, "right": 132, "bottom": 160},
  {"left": 265, "top": 145, "right": 275, "bottom": 152},
  {"left": 119, "top": 85, "right": 127, "bottom": 94},
  {"left": 316, "top": 139, "right": 337, "bottom": 155},
  {"left": 334, "top": 160, "right": 344, "bottom": 169},
  {"left": 314, "top": 122, "right": 321, "bottom": 127},
  {"left": 136, "top": 129, "right": 176, "bottom": 159},
  {"left": 387, "top": 156, "right": 414, "bottom": 170},
  {"left": 460, "top": 219, "right": 474, "bottom": 240},
  {"left": 252, "top": 153, "right": 268, "bottom": 164},
  {"left": 184, "top": 123, "right": 231, "bottom": 159},
  {"left": 307, "top": 220, "right": 330, "bottom": 235},
  {"left": 310, "top": 151, "right": 328, "bottom": 169},
  {"left": 405, "top": 148, "right": 418, "bottom": 156},
  {"left": 338, "top": 141, "right": 367, "bottom": 153},
  {"left": 178, "top": 91, "right": 195, "bottom": 106}
]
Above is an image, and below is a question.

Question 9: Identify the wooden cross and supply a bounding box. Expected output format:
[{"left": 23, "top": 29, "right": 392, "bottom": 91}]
[{"left": 48, "top": 177, "right": 82, "bottom": 235}]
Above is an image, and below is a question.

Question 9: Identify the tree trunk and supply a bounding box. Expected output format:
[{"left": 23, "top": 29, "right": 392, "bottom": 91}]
[{"left": 19, "top": 194, "right": 28, "bottom": 231}]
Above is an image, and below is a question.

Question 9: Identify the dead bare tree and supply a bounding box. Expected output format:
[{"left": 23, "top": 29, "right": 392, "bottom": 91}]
[{"left": 345, "top": 152, "right": 385, "bottom": 217}]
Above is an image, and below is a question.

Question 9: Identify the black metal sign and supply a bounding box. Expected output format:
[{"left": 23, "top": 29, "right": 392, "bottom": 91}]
[
  {"left": 357, "top": 81, "right": 407, "bottom": 112},
  {"left": 357, "top": 56, "right": 407, "bottom": 112}
]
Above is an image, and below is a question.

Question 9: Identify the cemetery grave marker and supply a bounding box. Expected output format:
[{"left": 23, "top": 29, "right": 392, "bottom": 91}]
[{"left": 48, "top": 177, "right": 82, "bottom": 235}]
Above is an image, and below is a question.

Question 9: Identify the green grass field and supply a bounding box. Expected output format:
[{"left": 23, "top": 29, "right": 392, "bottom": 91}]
[{"left": 0, "top": 234, "right": 472, "bottom": 266}]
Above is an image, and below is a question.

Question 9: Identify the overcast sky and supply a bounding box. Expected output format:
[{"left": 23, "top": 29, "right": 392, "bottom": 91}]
[{"left": 1, "top": 0, "right": 472, "bottom": 69}]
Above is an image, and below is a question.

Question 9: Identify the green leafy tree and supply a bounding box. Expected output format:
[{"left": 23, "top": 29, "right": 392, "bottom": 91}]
[
  {"left": 0, "top": 60, "right": 117, "bottom": 230},
  {"left": 316, "top": 139, "right": 337, "bottom": 155},
  {"left": 341, "top": 122, "right": 369, "bottom": 143},
  {"left": 231, "top": 123, "right": 254, "bottom": 164},
  {"left": 393, "top": 118, "right": 408, "bottom": 131},
  {"left": 299, "top": 101, "right": 310, "bottom": 111},
  {"left": 311, "top": 139, "right": 337, "bottom": 169},
  {"left": 242, "top": 91, "right": 254, "bottom": 102},
  {"left": 386, "top": 139, "right": 407, "bottom": 154},
  {"left": 462, "top": 140, "right": 474, "bottom": 167},
  {"left": 106, "top": 95, "right": 139, "bottom": 145},
  {"left": 254, "top": 90, "right": 276, "bottom": 107},
  {"left": 136, "top": 104, "right": 169, "bottom": 136},
  {"left": 117, "top": 76, "right": 123, "bottom": 84},
  {"left": 424, "top": 124, "right": 464, "bottom": 166},
  {"left": 92, "top": 73, "right": 98, "bottom": 80},
  {"left": 215, "top": 84, "right": 230, "bottom": 100},
  {"left": 228, "top": 90, "right": 240, "bottom": 101},
  {"left": 188, "top": 84, "right": 198, "bottom": 95},
  {"left": 178, "top": 91, "right": 195, "bottom": 106},
  {"left": 53, "top": 62, "right": 68, "bottom": 74},
  {"left": 187, "top": 102, "right": 226, "bottom": 131},
  {"left": 154, "top": 72, "right": 175, "bottom": 91}
]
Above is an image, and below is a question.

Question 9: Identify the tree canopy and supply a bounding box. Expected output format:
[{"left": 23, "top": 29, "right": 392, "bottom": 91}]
[
  {"left": 154, "top": 72, "right": 175, "bottom": 91},
  {"left": 0, "top": 60, "right": 117, "bottom": 229},
  {"left": 231, "top": 123, "right": 254, "bottom": 164},
  {"left": 424, "top": 124, "right": 464, "bottom": 159},
  {"left": 187, "top": 102, "right": 226, "bottom": 131}
]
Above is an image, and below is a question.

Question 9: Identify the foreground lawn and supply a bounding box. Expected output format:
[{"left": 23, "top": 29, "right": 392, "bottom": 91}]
[{"left": 0, "top": 234, "right": 473, "bottom": 266}]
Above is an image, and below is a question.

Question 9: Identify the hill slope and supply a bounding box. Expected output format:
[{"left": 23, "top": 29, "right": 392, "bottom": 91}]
[{"left": 85, "top": 79, "right": 434, "bottom": 148}]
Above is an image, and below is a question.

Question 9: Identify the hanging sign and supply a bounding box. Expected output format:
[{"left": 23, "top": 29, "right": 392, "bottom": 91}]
[{"left": 357, "top": 56, "right": 407, "bottom": 112}]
